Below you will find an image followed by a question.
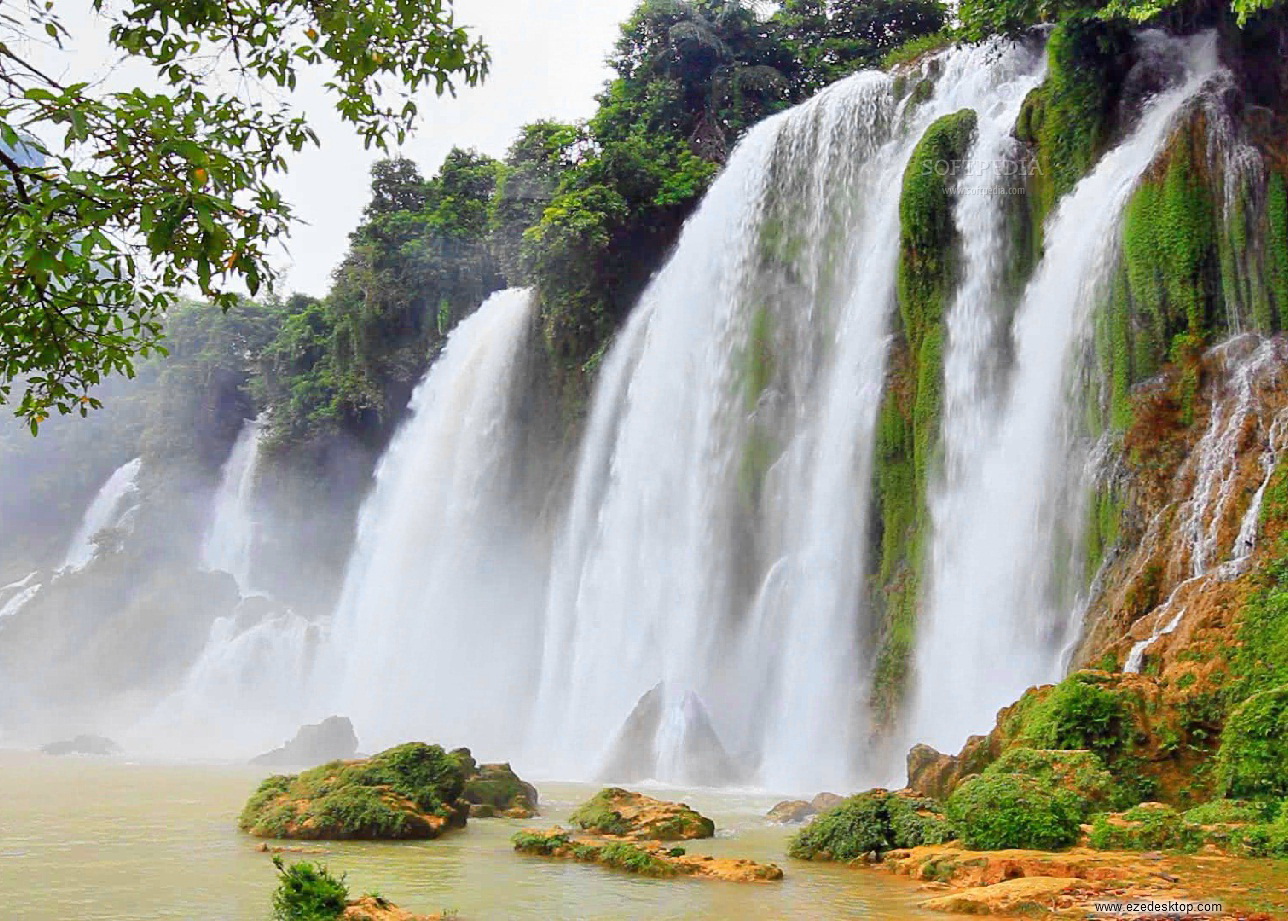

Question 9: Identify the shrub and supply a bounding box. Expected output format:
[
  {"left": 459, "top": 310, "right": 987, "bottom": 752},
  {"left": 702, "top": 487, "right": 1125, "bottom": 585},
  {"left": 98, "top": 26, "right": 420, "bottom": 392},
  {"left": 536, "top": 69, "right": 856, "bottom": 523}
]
[
  {"left": 1019, "top": 674, "right": 1129, "bottom": 757},
  {"left": 1183, "top": 799, "right": 1276, "bottom": 825},
  {"left": 789, "top": 791, "right": 954, "bottom": 861},
  {"left": 511, "top": 830, "right": 570, "bottom": 855},
  {"left": 1088, "top": 804, "right": 1203, "bottom": 853},
  {"left": 985, "top": 748, "right": 1120, "bottom": 813},
  {"left": 1216, "top": 686, "right": 1288, "bottom": 798},
  {"left": 946, "top": 774, "right": 1083, "bottom": 851},
  {"left": 270, "top": 857, "right": 348, "bottom": 921}
]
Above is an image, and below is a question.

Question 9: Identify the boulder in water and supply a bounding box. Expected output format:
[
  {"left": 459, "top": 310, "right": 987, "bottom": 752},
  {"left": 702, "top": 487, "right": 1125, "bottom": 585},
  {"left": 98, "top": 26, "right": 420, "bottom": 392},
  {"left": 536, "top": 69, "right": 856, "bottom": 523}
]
[
  {"left": 766, "top": 800, "right": 814, "bottom": 824},
  {"left": 239, "top": 742, "right": 473, "bottom": 840},
  {"left": 598, "top": 683, "right": 744, "bottom": 786},
  {"left": 251, "top": 716, "right": 359, "bottom": 767},
  {"left": 569, "top": 787, "right": 714, "bottom": 840},
  {"left": 462, "top": 762, "right": 539, "bottom": 818},
  {"left": 41, "top": 734, "right": 121, "bottom": 756}
]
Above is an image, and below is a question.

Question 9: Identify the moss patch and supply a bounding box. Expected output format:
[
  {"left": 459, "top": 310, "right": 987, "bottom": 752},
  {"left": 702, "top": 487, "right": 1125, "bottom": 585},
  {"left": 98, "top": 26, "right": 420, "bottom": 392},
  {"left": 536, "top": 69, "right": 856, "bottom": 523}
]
[
  {"left": 946, "top": 773, "right": 1084, "bottom": 851},
  {"left": 788, "top": 790, "right": 954, "bottom": 861}
]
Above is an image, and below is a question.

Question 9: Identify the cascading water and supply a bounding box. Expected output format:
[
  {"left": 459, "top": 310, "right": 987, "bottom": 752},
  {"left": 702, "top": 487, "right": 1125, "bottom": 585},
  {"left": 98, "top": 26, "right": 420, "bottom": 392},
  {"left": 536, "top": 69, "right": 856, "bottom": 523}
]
[
  {"left": 530, "top": 40, "right": 1047, "bottom": 792},
  {"left": 61, "top": 457, "right": 142, "bottom": 572},
  {"left": 201, "top": 415, "right": 266, "bottom": 594},
  {"left": 908, "top": 32, "right": 1221, "bottom": 753},
  {"left": 0, "top": 572, "right": 41, "bottom": 622},
  {"left": 324, "top": 288, "right": 544, "bottom": 758},
  {"left": 1124, "top": 335, "right": 1288, "bottom": 673}
]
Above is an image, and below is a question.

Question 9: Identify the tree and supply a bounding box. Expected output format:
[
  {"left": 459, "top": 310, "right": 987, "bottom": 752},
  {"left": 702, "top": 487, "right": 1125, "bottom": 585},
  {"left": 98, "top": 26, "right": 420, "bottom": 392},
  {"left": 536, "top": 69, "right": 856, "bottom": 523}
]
[{"left": 0, "top": 0, "right": 488, "bottom": 430}]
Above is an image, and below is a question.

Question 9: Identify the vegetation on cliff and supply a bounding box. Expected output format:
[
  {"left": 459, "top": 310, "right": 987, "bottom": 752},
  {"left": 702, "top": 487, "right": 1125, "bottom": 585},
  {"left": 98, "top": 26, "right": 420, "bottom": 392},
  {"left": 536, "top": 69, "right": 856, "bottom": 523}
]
[{"left": 788, "top": 790, "right": 954, "bottom": 861}]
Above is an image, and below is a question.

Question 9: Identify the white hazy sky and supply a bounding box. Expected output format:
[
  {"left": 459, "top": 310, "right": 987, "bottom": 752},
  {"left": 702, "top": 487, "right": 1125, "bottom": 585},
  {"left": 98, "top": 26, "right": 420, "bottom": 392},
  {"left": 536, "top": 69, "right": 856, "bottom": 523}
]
[{"left": 32, "top": 0, "right": 641, "bottom": 295}]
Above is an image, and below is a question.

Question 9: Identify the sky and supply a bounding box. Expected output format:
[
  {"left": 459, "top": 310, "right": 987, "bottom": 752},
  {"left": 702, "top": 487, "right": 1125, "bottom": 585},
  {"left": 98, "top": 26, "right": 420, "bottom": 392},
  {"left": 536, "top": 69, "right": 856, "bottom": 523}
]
[{"left": 29, "top": 0, "right": 641, "bottom": 296}]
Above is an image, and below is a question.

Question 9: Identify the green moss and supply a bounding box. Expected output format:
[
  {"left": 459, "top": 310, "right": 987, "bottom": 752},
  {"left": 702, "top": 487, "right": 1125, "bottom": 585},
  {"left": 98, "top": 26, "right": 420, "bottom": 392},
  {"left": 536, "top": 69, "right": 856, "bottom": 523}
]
[
  {"left": 946, "top": 774, "right": 1084, "bottom": 851},
  {"left": 1215, "top": 686, "right": 1288, "bottom": 798},
  {"left": 597, "top": 841, "right": 678, "bottom": 877},
  {"left": 789, "top": 791, "right": 954, "bottom": 861},
  {"left": 882, "top": 31, "right": 951, "bottom": 71},
  {"left": 512, "top": 829, "right": 571, "bottom": 855},
  {"left": 1085, "top": 484, "right": 1123, "bottom": 577},
  {"left": 569, "top": 788, "right": 714, "bottom": 840},
  {"left": 1088, "top": 804, "right": 1204, "bottom": 853},
  {"left": 1265, "top": 171, "right": 1288, "bottom": 330},
  {"left": 239, "top": 743, "right": 473, "bottom": 840},
  {"left": 1017, "top": 673, "right": 1130, "bottom": 758},
  {"left": 985, "top": 748, "right": 1120, "bottom": 814},
  {"left": 1183, "top": 799, "right": 1277, "bottom": 825}
]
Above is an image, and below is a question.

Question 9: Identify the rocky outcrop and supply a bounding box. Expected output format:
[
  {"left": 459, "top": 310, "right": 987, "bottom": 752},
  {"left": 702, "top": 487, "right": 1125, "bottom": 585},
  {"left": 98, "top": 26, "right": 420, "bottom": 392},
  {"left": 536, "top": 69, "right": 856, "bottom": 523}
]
[
  {"left": 512, "top": 828, "right": 782, "bottom": 882},
  {"left": 239, "top": 743, "right": 473, "bottom": 840},
  {"left": 569, "top": 787, "right": 714, "bottom": 840},
  {"left": 461, "top": 762, "right": 539, "bottom": 818},
  {"left": 920, "top": 876, "right": 1084, "bottom": 915},
  {"left": 765, "top": 791, "right": 847, "bottom": 824},
  {"left": 341, "top": 896, "right": 450, "bottom": 921},
  {"left": 41, "top": 734, "right": 121, "bottom": 755},
  {"left": 252, "top": 716, "right": 359, "bottom": 767}
]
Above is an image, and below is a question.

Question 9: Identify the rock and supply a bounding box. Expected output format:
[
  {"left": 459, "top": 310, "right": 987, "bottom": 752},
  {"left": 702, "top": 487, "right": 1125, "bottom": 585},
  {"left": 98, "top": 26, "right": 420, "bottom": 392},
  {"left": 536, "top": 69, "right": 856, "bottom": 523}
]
[
  {"left": 569, "top": 787, "right": 715, "bottom": 840},
  {"left": 809, "top": 792, "right": 845, "bottom": 813},
  {"left": 513, "top": 827, "right": 782, "bottom": 882},
  {"left": 341, "top": 896, "right": 449, "bottom": 920},
  {"left": 598, "top": 684, "right": 744, "bottom": 786},
  {"left": 239, "top": 742, "right": 473, "bottom": 840},
  {"left": 41, "top": 734, "right": 121, "bottom": 756},
  {"left": 252, "top": 716, "right": 359, "bottom": 767},
  {"left": 461, "top": 762, "right": 539, "bottom": 818},
  {"left": 766, "top": 800, "right": 814, "bottom": 823},
  {"left": 921, "top": 876, "right": 1082, "bottom": 914}
]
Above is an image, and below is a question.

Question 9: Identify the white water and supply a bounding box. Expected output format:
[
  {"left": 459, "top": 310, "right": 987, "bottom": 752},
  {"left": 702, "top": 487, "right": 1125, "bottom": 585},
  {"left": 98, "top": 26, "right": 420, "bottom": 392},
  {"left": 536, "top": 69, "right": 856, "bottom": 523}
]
[
  {"left": 530, "top": 41, "right": 1046, "bottom": 792},
  {"left": 0, "top": 572, "right": 41, "bottom": 622},
  {"left": 1124, "top": 336, "right": 1288, "bottom": 673},
  {"left": 201, "top": 416, "right": 266, "bottom": 593},
  {"left": 60, "top": 458, "right": 142, "bottom": 572},
  {"left": 140, "top": 607, "right": 321, "bottom": 757},
  {"left": 323, "top": 288, "right": 543, "bottom": 758},
  {"left": 909, "top": 33, "right": 1221, "bottom": 752}
]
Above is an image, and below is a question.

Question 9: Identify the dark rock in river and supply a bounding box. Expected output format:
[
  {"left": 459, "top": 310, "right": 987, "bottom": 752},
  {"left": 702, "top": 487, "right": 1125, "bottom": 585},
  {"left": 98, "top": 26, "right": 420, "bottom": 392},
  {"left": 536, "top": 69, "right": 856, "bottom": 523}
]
[
  {"left": 599, "top": 683, "right": 744, "bottom": 786},
  {"left": 251, "top": 715, "right": 359, "bottom": 767},
  {"left": 766, "top": 799, "right": 814, "bottom": 823},
  {"left": 42, "top": 734, "right": 121, "bottom": 756},
  {"left": 462, "top": 762, "right": 539, "bottom": 818}
]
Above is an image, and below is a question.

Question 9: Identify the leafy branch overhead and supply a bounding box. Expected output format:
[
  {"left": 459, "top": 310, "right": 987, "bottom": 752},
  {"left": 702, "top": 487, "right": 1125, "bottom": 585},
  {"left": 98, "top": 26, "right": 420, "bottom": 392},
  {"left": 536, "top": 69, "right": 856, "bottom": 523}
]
[{"left": 0, "top": 0, "right": 487, "bottom": 429}]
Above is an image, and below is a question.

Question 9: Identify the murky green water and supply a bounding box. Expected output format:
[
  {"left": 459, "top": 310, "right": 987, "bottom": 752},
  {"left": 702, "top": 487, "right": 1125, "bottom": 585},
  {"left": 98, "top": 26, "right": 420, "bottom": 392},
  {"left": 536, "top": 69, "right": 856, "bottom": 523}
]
[{"left": 0, "top": 752, "right": 943, "bottom": 920}]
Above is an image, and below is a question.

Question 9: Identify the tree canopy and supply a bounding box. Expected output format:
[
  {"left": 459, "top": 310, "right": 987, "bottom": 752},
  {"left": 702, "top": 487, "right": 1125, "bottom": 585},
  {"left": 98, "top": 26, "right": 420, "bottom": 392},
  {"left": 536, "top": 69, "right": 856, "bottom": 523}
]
[{"left": 0, "top": 0, "right": 487, "bottom": 430}]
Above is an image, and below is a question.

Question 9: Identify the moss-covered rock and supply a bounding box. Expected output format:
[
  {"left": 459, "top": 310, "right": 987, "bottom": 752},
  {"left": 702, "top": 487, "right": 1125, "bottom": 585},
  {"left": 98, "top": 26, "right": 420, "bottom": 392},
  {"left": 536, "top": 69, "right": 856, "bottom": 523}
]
[
  {"left": 239, "top": 743, "right": 474, "bottom": 840},
  {"left": 461, "top": 762, "right": 539, "bottom": 818},
  {"left": 512, "top": 827, "right": 782, "bottom": 881},
  {"left": 1215, "top": 685, "right": 1288, "bottom": 798},
  {"left": 945, "top": 774, "right": 1084, "bottom": 851},
  {"left": 568, "top": 788, "right": 714, "bottom": 840},
  {"left": 984, "top": 748, "right": 1120, "bottom": 814},
  {"left": 787, "top": 790, "right": 954, "bottom": 861}
]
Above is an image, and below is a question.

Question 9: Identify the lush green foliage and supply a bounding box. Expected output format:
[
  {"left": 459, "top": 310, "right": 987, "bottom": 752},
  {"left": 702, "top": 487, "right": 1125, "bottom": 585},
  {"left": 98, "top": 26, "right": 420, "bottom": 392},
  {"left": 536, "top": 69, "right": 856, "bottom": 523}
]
[
  {"left": 511, "top": 829, "right": 571, "bottom": 855},
  {"left": 1182, "top": 799, "right": 1277, "bottom": 825},
  {"left": 1215, "top": 686, "right": 1288, "bottom": 798},
  {"left": 1015, "top": 673, "right": 1130, "bottom": 757},
  {"left": 946, "top": 774, "right": 1084, "bottom": 851},
  {"left": 271, "top": 857, "right": 348, "bottom": 921},
  {"left": 239, "top": 743, "right": 473, "bottom": 839},
  {"left": 0, "top": 0, "right": 486, "bottom": 427},
  {"left": 985, "top": 748, "right": 1120, "bottom": 813},
  {"left": 1088, "top": 804, "right": 1204, "bottom": 852},
  {"left": 788, "top": 791, "right": 954, "bottom": 861}
]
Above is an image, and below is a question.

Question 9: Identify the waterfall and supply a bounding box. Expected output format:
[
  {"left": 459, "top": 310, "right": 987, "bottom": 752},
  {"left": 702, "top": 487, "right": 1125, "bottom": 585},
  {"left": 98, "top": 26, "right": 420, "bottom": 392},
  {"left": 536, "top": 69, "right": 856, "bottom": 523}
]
[
  {"left": 529, "top": 41, "right": 1046, "bottom": 792},
  {"left": 0, "top": 572, "right": 41, "bottom": 623},
  {"left": 201, "top": 415, "right": 266, "bottom": 593},
  {"left": 324, "top": 288, "right": 543, "bottom": 758},
  {"left": 61, "top": 458, "right": 142, "bottom": 572},
  {"left": 908, "top": 32, "right": 1220, "bottom": 753}
]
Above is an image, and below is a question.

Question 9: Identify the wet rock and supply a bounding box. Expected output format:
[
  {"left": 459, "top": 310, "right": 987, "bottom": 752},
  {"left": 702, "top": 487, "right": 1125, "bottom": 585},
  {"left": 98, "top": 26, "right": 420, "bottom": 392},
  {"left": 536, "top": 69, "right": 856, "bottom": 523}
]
[
  {"left": 41, "top": 734, "right": 121, "bottom": 756},
  {"left": 513, "top": 827, "right": 782, "bottom": 882},
  {"left": 570, "top": 787, "right": 715, "bottom": 840},
  {"left": 920, "top": 876, "right": 1082, "bottom": 915},
  {"left": 766, "top": 800, "right": 814, "bottom": 823},
  {"left": 239, "top": 742, "right": 472, "bottom": 840},
  {"left": 342, "top": 895, "right": 449, "bottom": 920},
  {"left": 252, "top": 716, "right": 359, "bottom": 767},
  {"left": 809, "top": 792, "right": 845, "bottom": 813},
  {"left": 462, "top": 762, "right": 539, "bottom": 818}
]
